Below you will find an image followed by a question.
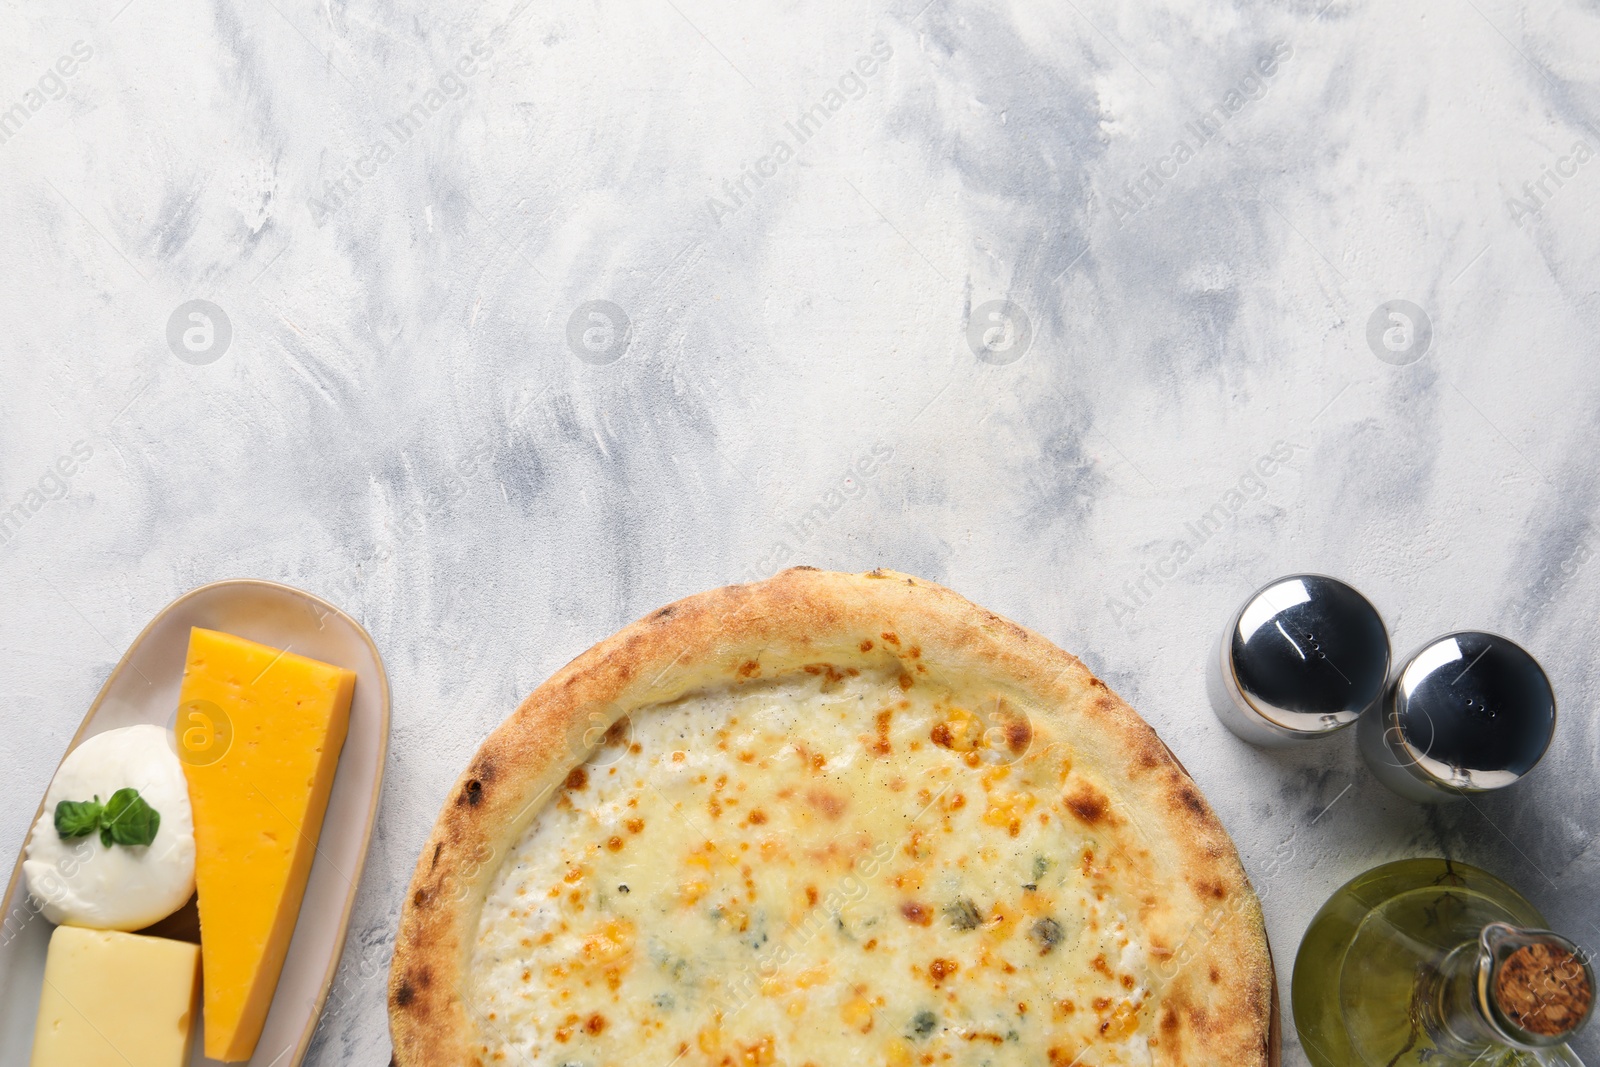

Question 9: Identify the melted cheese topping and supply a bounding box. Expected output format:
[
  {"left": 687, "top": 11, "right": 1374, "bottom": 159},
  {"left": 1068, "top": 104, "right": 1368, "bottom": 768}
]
[{"left": 471, "top": 663, "right": 1159, "bottom": 1066}]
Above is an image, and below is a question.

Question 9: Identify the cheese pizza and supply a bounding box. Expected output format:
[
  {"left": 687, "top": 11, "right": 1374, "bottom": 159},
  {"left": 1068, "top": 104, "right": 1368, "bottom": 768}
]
[{"left": 390, "top": 568, "right": 1272, "bottom": 1066}]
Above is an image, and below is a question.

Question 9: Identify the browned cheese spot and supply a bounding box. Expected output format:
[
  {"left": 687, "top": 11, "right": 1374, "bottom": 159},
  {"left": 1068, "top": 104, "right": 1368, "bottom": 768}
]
[
  {"left": 804, "top": 788, "right": 846, "bottom": 819},
  {"left": 873, "top": 709, "right": 894, "bottom": 756}
]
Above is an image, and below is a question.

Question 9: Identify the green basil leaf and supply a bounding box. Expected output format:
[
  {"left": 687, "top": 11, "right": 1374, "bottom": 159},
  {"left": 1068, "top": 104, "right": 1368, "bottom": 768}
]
[
  {"left": 101, "top": 787, "right": 161, "bottom": 848},
  {"left": 54, "top": 797, "right": 103, "bottom": 839}
]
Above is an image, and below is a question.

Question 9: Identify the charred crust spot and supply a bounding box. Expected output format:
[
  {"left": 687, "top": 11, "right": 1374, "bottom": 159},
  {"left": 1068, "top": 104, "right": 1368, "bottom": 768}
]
[
  {"left": 1196, "top": 879, "right": 1228, "bottom": 901},
  {"left": 412, "top": 888, "right": 430, "bottom": 908},
  {"left": 1178, "top": 786, "right": 1206, "bottom": 816},
  {"left": 429, "top": 843, "right": 441, "bottom": 871},
  {"left": 393, "top": 980, "right": 415, "bottom": 1008},
  {"left": 859, "top": 638, "right": 874, "bottom": 652},
  {"left": 565, "top": 767, "right": 588, "bottom": 791},
  {"left": 1065, "top": 785, "right": 1110, "bottom": 825},
  {"left": 1209, "top": 966, "right": 1221, "bottom": 983},
  {"left": 1161, "top": 1007, "right": 1179, "bottom": 1034},
  {"left": 1005, "top": 716, "right": 1033, "bottom": 753},
  {"left": 653, "top": 605, "right": 676, "bottom": 619},
  {"left": 463, "top": 779, "right": 483, "bottom": 806},
  {"left": 1088, "top": 677, "right": 1110, "bottom": 693}
]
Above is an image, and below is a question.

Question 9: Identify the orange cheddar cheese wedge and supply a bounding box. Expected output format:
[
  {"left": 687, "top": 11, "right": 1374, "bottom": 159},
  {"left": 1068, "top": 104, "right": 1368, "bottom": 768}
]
[{"left": 176, "top": 628, "right": 355, "bottom": 1062}]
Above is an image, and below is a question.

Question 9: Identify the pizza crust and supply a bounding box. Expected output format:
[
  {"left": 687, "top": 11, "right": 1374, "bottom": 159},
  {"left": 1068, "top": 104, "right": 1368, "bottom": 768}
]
[{"left": 389, "top": 568, "right": 1272, "bottom": 1066}]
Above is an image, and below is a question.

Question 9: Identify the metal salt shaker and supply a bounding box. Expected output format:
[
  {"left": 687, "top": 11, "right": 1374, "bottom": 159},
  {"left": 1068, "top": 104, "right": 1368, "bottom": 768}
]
[
  {"left": 1209, "top": 574, "right": 1391, "bottom": 746},
  {"left": 1359, "top": 631, "right": 1556, "bottom": 803}
]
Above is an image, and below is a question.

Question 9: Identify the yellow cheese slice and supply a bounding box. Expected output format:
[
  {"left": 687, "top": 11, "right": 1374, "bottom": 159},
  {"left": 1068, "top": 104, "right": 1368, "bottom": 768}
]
[
  {"left": 177, "top": 628, "right": 355, "bottom": 1062},
  {"left": 30, "top": 925, "right": 200, "bottom": 1067}
]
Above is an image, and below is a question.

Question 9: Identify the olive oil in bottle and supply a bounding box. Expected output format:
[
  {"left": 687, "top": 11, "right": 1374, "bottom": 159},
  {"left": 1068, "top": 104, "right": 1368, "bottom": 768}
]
[{"left": 1293, "top": 858, "right": 1593, "bottom": 1066}]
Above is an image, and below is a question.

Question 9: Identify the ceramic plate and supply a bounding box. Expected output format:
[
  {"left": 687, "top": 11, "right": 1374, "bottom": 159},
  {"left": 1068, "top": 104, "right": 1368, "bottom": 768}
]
[{"left": 0, "top": 580, "right": 389, "bottom": 1067}]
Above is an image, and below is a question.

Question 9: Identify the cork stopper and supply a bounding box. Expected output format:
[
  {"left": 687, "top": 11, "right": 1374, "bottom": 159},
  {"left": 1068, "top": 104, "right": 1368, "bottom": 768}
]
[{"left": 1490, "top": 935, "right": 1594, "bottom": 1040}]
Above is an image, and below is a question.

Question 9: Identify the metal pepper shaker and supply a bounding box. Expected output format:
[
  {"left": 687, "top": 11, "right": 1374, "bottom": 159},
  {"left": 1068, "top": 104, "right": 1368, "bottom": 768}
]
[
  {"left": 1209, "top": 574, "right": 1391, "bottom": 746},
  {"left": 1358, "top": 631, "right": 1556, "bottom": 802}
]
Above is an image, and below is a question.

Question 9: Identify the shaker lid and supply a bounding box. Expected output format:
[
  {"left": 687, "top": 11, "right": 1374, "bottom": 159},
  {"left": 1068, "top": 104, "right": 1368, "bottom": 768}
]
[
  {"left": 1388, "top": 632, "right": 1556, "bottom": 792},
  {"left": 1228, "top": 574, "right": 1389, "bottom": 733}
]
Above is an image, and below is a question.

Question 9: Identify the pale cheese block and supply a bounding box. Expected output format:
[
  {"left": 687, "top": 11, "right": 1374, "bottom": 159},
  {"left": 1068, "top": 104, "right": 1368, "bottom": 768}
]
[{"left": 30, "top": 925, "right": 199, "bottom": 1067}]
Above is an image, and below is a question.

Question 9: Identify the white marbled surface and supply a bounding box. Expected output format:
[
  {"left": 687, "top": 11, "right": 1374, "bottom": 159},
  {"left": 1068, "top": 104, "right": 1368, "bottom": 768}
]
[{"left": 3, "top": 0, "right": 1599, "bottom": 1062}]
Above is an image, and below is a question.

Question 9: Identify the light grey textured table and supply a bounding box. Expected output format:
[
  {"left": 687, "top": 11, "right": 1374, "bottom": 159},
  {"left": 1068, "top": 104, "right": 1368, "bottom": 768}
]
[{"left": 3, "top": 0, "right": 1598, "bottom": 1062}]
